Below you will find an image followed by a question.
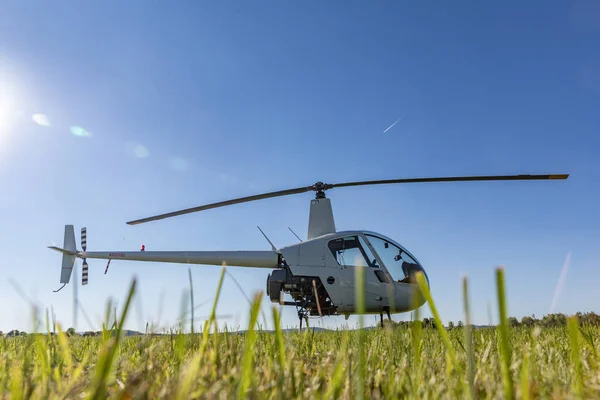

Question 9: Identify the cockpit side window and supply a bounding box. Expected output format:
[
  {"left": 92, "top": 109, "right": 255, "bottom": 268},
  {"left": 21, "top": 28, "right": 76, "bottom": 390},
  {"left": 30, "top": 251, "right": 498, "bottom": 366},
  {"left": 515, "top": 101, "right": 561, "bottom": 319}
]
[{"left": 327, "top": 236, "right": 375, "bottom": 268}]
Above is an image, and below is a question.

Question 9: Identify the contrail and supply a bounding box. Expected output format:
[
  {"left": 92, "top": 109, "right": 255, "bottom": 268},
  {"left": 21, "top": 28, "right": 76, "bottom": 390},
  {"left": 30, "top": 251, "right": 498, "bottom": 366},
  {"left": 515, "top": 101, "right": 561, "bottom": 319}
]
[
  {"left": 382, "top": 116, "right": 403, "bottom": 133},
  {"left": 550, "top": 251, "right": 571, "bottom": 313}
]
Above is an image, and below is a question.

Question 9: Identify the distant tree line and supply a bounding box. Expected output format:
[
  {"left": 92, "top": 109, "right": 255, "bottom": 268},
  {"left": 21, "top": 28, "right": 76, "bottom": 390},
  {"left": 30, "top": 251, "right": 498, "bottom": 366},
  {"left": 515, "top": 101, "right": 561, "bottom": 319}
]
[
  {"left": 0, "top": 328, "right": 97, "bottom": 338},
  {"left": 505, "top": 311, "right": 600, "bottom": 328},
  {"left": 0, "top": 328, "right": 147, "bottom": 337},
  {"left": 385, "top": 311, "right": 600, "bottom": 329}
]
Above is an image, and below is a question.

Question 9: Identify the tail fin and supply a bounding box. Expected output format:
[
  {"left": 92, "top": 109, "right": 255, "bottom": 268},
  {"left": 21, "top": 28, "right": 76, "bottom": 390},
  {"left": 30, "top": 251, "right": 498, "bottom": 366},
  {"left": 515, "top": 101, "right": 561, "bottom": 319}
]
[{"left": 59, "top": 225, "right": 77, "bottom": 284}]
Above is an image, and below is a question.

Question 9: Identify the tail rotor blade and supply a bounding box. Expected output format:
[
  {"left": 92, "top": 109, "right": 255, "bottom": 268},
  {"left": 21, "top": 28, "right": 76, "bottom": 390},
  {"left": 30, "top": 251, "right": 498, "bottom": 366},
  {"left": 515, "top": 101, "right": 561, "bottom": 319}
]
[
  {"left": 82, "top": 260, "right": 89, "bottom": 285},
  {"left": 81, "top": 227, "right": 87, "bottom": 252},
  {"left": 81, "top": 227, "right": 88, "bottom": 285}
]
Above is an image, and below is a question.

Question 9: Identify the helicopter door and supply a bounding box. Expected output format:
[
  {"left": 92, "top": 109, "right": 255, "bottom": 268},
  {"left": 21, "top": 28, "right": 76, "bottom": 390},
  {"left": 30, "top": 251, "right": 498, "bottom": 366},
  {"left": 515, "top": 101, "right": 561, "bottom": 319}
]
[{"left": 327, "top": 235, "right": 395, "bottom": 311}]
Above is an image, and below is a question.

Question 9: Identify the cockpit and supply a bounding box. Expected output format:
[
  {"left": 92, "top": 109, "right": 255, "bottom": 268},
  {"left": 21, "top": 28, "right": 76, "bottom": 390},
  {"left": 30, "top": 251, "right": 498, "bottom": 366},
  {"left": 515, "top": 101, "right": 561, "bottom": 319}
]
[
  {"left": 363, "top": 233, "right": 429, "bottom": 286},
  {"left": 326, "top": 231, "right": 429, "bottom": 286}
]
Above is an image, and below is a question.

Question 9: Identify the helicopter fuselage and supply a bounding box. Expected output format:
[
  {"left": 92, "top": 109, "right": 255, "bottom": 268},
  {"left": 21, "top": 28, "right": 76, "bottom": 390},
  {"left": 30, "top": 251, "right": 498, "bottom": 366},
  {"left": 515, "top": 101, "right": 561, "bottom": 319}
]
[{"left": 51, "top": 226, "right": 428, "bottom": 318}]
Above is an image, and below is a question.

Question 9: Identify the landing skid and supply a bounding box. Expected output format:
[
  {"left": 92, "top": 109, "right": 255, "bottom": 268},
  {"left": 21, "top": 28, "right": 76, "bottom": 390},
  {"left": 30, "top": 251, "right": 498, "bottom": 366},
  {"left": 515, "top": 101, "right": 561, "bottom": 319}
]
[
  {"left": 379, "top": 308, "right": 392, "bottom": 328},
  {"left": 295, "top": 299, "right": 312, "bottom": 332},
  {"left": 298, "top": 310, "right": 309, "bottom": 332}
]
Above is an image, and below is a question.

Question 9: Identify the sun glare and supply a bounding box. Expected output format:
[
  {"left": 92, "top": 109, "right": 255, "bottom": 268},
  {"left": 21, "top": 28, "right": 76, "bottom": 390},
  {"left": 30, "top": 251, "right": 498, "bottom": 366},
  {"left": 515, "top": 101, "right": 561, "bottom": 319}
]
[
  {"left": 0, "top": 76, "right": 21, "bottom": 143},
  {"left": 0, "top": 94, "right": 15, "bottom": 136}
]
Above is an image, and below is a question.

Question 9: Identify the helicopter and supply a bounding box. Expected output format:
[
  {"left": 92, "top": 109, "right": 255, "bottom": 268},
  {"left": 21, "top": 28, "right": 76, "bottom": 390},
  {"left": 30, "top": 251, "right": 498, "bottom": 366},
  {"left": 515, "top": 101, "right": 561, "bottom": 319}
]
[{"left": 49, "top": 173, "right": 569, "bottom": 329}]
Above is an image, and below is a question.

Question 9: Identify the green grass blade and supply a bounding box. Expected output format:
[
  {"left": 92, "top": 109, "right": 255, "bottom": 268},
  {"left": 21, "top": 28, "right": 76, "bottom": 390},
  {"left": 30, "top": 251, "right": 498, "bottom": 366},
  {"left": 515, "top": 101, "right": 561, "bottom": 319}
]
[
  {"left": 415, "top": 272, "right": 459, "bottom": 370},
  {"left": 237, "top": 291, "right": 264, "bottom": 398},
  {"left": 568, "top": 315, "right": 584, "bottom": 398},
  {"left": 463, "top": 276, "right": 475, "bottom": 400},
  {"left": 188, "top": 268, "right": 194, "bottom": 336},
  {"left": 272, "top": 306, "right": 286, "bottom": 398},
  {"left": 521, "top": 349, "right": 530, "bottom": 400},
  {"left": 410, "top": 285, "right": 423, "bottom": 375},
  {"left": 355, "top": 264, "right": 366, "bottom": 400},
  {"left": 272, "top": 307, "right": 286, "bottom": 370},
  {"left": 495, "top": 267, "right": 514, "bottom": 400},
  {"left": 200, "top": 264, "right": 227, "bottom": 355}
]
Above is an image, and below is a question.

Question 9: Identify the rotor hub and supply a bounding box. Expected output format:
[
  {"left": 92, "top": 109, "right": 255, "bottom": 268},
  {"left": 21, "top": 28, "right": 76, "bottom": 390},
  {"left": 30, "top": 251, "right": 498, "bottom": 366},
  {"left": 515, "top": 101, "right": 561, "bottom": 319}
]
[{"left": 311, "top": 181, "right": 333, "bottom": 199}]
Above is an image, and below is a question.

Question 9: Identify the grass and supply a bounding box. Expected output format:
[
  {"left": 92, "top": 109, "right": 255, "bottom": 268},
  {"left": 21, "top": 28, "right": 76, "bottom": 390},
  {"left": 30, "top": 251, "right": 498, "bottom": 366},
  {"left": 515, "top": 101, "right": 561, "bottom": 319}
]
[{"left": 1, "top": 266, "right": 599, "bottom": 399}]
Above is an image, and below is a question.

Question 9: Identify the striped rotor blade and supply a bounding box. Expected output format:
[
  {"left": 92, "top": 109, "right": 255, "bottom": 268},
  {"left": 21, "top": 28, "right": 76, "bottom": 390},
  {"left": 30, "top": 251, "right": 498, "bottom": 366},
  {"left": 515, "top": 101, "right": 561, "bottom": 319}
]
[
  {"left": 81, "top": 227, "right": 87, "bottom": 251},
  {"left": 82, "top": 261, "right": 89, "bottom": 285}
]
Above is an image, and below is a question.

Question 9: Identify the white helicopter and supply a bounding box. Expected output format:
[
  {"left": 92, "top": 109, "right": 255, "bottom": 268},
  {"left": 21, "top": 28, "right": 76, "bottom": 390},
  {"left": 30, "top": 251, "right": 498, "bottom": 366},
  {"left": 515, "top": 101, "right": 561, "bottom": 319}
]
[{"left": 49, "top": 173, "right": 569, "bottom": 328}]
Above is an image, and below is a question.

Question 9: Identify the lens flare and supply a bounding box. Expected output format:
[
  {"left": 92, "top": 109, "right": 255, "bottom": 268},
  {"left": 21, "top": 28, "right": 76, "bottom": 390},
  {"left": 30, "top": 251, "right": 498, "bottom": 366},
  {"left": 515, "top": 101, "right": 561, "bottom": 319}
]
[
  {"left": 32, "top": 113, "right": 51, "bottom": 127},
  {"left": 70, "top": 126, "right": 93, "bottom": 137},
  {"left": 125, "top": 141, "right": 150, "bottom": 159},
  {"left": 134, "top": 145, "right": 149, "bottom": 158}
]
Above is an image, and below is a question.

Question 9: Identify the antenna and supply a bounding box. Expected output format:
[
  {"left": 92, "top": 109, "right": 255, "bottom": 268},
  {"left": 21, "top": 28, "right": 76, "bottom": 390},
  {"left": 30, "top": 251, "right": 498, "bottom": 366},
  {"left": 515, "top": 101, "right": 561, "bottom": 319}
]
[
  {"left": 257, "top": 226, "right": 277, "bottom": 251},
  {"left": 288, "top": 227, "right": 303, "bottom": 242}
]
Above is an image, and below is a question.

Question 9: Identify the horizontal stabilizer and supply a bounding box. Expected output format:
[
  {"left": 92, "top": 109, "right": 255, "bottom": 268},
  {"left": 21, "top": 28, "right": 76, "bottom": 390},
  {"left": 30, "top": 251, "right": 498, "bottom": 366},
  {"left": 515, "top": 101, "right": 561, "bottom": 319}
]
[{"left": 48, "top": 246, "right": 77, "bottom": 256}]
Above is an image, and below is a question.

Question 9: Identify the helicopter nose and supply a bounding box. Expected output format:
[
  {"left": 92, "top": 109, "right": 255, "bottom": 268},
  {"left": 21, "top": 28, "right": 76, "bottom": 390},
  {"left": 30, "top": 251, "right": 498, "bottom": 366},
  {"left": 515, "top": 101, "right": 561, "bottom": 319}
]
[{"left": 394, "top": 278, "right": 428, "bottom": 311}]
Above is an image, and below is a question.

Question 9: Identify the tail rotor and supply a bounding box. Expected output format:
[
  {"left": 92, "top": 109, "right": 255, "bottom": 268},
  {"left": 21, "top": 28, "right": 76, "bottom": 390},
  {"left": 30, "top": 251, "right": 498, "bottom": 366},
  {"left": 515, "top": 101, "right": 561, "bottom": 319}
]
[
  {"left": 50, "top": 225, "right": 90, "bottom": 292},
  {"left": 81, "top": 227, "right": 88, "bottom": 286}
]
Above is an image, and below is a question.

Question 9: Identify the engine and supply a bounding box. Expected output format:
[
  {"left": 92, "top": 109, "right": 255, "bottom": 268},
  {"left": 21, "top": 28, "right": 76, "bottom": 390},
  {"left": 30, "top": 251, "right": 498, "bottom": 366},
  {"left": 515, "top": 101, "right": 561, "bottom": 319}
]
[{"left": 266, "top": 267, "right": 337, "bottom": 316}]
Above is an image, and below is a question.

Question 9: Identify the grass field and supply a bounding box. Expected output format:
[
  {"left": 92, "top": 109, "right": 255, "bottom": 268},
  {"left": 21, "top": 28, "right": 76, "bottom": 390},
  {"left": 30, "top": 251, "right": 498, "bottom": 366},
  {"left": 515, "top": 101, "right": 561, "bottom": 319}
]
[{"left": 1, "top": 267, "right": 598, "bottom": 399}]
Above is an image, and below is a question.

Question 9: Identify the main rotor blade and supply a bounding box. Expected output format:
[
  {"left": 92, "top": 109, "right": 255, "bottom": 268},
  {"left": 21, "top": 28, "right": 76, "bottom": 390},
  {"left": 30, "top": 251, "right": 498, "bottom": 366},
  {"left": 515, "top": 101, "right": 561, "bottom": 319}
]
[
  {"left": 330, "top": 173, "right": 569, "bottom": 189},
  {"left": 126, "top": 173, "right": 568, "bottom": 225},
  {"left": 126, "top": 185, "right": 312, "bottom": 225}
]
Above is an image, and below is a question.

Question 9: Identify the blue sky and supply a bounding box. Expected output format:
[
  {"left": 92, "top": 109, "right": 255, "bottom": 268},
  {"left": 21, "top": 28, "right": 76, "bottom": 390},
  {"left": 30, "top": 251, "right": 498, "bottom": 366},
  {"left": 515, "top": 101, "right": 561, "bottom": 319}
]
[{"left": 1, "top": 1, "right": 599, "bottom": 333}]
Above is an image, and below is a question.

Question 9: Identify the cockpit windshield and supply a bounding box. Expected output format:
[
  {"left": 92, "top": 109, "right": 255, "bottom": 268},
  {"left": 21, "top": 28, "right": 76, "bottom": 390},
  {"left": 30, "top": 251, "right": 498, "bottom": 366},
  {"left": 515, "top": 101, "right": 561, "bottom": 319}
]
[{"left": 364, "top": 234, "right": 428, "bottom": 285}]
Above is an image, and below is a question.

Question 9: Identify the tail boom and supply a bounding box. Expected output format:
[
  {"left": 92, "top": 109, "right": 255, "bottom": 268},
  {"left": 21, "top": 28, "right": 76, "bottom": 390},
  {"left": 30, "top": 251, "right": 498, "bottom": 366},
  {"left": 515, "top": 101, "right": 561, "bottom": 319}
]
[
  {"left": 78, "top": 250, "right": 280, "bottom": 269},
  {"left": 52, "top": 224, "right": 281, "bottom": 291}
]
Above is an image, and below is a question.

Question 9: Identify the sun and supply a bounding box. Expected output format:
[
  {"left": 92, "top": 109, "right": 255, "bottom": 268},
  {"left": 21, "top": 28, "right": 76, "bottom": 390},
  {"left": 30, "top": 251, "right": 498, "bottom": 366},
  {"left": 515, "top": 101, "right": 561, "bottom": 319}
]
[{"left": 0, "top": 90, "right": 16, "bottom": 136}]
